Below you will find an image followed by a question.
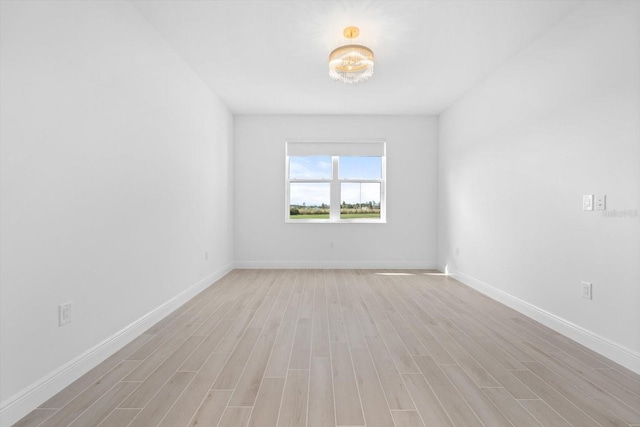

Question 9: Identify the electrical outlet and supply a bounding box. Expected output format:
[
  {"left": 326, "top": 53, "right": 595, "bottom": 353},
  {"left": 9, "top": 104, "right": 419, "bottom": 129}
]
[
  {"left": 59, "top": 302, "right": 73, "bottom": 326},
  {"left": 581, "top": 282, "right": 592, "bottom": 300},
  {"left": 596, "top": 194, "right": 606, "bottom": 211}
]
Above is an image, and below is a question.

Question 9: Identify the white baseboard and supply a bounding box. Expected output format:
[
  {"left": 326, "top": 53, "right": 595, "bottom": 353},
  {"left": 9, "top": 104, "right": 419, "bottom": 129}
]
[
  {"left": 234, "top": 260, "right": 436, "bottom": 269},
  {"left": 449, "top": 268, "right": 640, "bottom": 375},
  {"left": 0, "top": 264, "right": 234, "bottom": 427}
]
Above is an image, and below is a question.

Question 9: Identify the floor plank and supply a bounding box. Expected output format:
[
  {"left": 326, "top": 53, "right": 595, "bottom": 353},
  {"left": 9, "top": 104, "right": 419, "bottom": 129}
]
[
  {"left": 482, "top": 387, "right": 544, "bottom": 426},
  {"left": 218, "top": 406, "right": 252, "bottom": 427},
  {"left": 98, "top": 408, "right": 140, "bottom": 427},
  {"left": 40, "top": 361, "right": 139, "bottom": 427},
  {"left": 128, "top": 371, "right": 194, "bottom": 426},
  {"left": 289, "top": 318, "right": 312, "bottom": 370},
  {"left": 277, "top": 369, "right": 309, "bottom": 427},
  {"left": 68, "top": 381, "right": 139, "bottom": 427},
  {"left": 402, "top": 373, "right": 453, "bottom": 426},
  {"left": 376, "top": 320, "right": 420, "bottom": 374},
  {"left": 308, "top": 357, "right": 335, "bottom": 427},
  {"left": 351, "top": 347, "right": 396, "bottom": 427},
  {"left": 311, "top": 272, "right": 330, "bottom": 358},
  {"left": 159, "top": 351, "right": 229, "bottom": 426},
  {"left": 391, "top": 410, "right": 426, "bottom": 427},
  {"left": 440, "top": 364, "right": 512, "bottom": 427},
  {"left": 523, "top": 360, "right": 636, "bottom": 426},
  {"left": 365, "top": 337, "right": 415, "bottom": 410},
  {"left": 186, "top": 390, "right": 232, "bottom": 427},
  {"left": 512, "top": 369, "right": 601, "bottom": 427},
  {"left": 178, "top": 317, "right": 235, "bottom": 371},
  {"left": 330, "top": 342, "right": 365, "bottom": 426},
  {"left": 229, "top": 329, "right": 279, "bottom": 406},
  {"left": 212, "top": 328, "right": 261, "bottom": 390},
  {"left": 413, "top": 356, "right": 484, "bottom": 426},
  {"left": 247, "top": 377, "right": 285, "bottom": 427},
  {"left": 518, "top": 399, "right": 572, "bottom": 427}
]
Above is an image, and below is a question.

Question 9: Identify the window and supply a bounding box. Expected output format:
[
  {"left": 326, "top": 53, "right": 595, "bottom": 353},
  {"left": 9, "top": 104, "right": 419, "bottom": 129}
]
[{"left": 285, "top": 141, "right": 386, "bottom": 223}]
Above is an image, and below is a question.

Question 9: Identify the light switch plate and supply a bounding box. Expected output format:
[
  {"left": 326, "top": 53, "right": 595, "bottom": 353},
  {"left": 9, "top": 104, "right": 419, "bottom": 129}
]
[{"left": 583, "top": 195, "right": 594, "bottom": 211}]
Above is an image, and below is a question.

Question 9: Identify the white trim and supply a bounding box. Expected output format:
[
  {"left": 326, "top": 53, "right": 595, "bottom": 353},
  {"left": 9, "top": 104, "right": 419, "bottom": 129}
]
[
  {"left": 448, "top": 268, "right": 640, "bottom": 375},
  {"left": 0, "top": 264, "right": 234, "bottom": 427},
  {"left": 234, "top": 261, "right": 436, "bottom": 269}
]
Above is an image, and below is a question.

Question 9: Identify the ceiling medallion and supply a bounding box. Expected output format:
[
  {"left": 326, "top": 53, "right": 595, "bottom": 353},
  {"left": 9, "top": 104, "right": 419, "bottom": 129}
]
[{"left": 329, "top": 26, "right": 374, "bottom": 84}]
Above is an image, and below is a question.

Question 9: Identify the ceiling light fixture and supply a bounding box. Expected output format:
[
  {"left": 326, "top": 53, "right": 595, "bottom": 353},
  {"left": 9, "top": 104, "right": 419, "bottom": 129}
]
[{"left": 329, "top": 26, "right": 374, "bottom": 84}]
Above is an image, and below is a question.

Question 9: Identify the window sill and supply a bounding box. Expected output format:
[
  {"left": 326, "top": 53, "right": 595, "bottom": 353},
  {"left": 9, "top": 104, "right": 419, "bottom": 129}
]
[{"left": 285, "top": 219, "right": 386, "bottom": 224}]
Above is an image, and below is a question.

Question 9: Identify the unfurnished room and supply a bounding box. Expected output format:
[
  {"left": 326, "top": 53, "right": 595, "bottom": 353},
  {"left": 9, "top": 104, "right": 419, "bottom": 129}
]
[{"left": 1, "top": 1, "right": 639, "bottom": 426}]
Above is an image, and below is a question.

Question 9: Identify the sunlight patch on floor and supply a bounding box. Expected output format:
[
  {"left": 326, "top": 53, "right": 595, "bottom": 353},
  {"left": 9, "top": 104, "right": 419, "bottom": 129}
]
[{"left": 375, "top": 272, "right": 415, "bottom": 276}]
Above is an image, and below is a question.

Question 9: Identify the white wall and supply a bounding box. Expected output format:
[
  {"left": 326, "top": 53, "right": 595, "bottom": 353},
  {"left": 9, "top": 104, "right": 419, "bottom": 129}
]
[
  {"left": 235, "top": 115, "right": 438, "bottom": 268},
  {"left": 0, "top": 0, "right": 234, "bottom": 417},
  {"left": 438, "top": 1, "right": 640, "bottom": 371}
]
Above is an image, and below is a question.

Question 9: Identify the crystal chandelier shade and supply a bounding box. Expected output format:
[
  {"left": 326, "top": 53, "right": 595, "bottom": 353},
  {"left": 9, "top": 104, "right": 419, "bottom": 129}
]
[{"left": 328, "top": 27, "right": 374, "bottom": 84}]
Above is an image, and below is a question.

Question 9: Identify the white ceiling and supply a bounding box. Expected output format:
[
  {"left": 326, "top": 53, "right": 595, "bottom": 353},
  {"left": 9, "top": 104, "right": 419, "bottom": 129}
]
[{"left": 131, "top": 0, "right": 581, "bottom": 115}]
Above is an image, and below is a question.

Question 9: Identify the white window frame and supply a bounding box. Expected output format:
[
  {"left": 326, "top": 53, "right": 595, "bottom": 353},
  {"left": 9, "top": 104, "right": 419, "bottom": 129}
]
[{"left": 285, "top": 140, "right": 386, "bottom": 223}]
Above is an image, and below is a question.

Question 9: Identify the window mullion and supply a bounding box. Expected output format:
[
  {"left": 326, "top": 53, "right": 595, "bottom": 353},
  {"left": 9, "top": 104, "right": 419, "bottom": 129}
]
[{"left": 330, "top": 156, "right": 340, "bottom": 221}]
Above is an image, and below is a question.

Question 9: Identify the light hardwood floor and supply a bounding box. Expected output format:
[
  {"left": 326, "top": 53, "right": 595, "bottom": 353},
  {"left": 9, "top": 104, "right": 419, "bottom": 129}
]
[{"left": 15, "top": 269, "right": 640, "bottom": 426}]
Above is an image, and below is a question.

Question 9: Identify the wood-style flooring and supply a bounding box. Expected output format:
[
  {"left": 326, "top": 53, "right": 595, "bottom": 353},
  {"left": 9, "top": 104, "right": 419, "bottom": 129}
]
[{"left": 15, "top": 269, "right": 640, "bottom": 426}]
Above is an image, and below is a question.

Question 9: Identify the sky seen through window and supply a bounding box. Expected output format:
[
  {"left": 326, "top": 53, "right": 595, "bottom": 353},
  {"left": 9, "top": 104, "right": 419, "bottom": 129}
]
[{"left": 289, "top": 156, "right": 381, "bottom": 206}]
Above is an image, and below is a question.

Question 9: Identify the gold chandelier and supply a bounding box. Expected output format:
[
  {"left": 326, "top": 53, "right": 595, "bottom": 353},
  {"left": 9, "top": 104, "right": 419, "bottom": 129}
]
[{"left": 329, "top": 26, "right": 374, "bottom": 84}]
